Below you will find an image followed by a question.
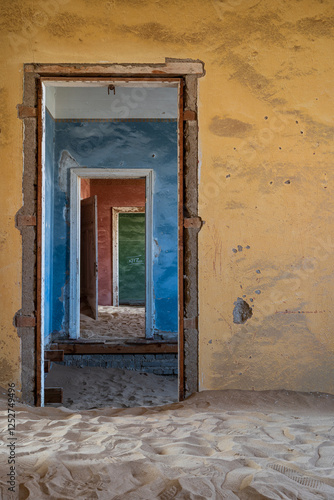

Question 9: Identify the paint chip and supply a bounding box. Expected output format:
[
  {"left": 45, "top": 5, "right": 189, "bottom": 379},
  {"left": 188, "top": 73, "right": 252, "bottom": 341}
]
[
  {"left": 256, "top": 269, "right": 261, "bottom": 274},
  {"left": 255, "top": 290, "right": 261, "bottom": 295},
  {"left": 233, "top": 297, "right": 253, "bottom": 324},
  {"left": 237, "top": 245, "right": 243, "bottom": 252},
  {"left": 232, "top": 248, "right": 238, "bottom": 253}
]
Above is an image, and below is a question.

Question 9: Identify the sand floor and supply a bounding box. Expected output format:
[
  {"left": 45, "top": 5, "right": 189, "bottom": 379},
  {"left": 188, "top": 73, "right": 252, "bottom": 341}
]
[
  {"left": 1, "top": 388, "right": 334, "bottom": 499},
  {"left": 45, "top": 364, "right": 178, "bottom": 410},
  {"left": 80, "top": 305, "right": 145, "bottom": 341}
]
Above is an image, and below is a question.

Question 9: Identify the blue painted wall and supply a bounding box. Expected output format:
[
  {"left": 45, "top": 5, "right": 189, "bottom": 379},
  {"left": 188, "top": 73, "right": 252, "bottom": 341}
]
[
  {"left": 51, "top": 120, "right": 178, "bottom": 336},
  {"left": 44, "top": 109, "right": 55, "bottom": 342}
]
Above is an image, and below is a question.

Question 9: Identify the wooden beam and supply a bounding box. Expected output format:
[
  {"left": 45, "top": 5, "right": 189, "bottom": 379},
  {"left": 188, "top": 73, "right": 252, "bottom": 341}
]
[
  {"left": 17, "top": 104, "right": 37, "bottom": 118},
  {"left": 51, "top": 343, "right": 178, "bottom": 355},
  {"left": 178, "top": 79, "right": 185, "bottom": 402},
  {"left": 44, "top": 350, "right": 64, "bottom": 361},
  {"left": 16, "top": 215, "right": 37, "bottom": 227},
  {"left": 45, "top": 388, "right": 63, "bottom": 404},
  {"left": 125, "top": 339, "right": 177, "bottom": 344},
  {"left": 184, "top": 217, "right": 202, "bottom": 229},
  {"left": 25, "top": 60, "right": 205, "bottom": 76},
  {"left": 15, "top": 315, "right": 36, "bottom": 327},
  {"left": 36, "top": 79, "right": 43, "bottom": 407},
  {"left": 183, "top": 110, "right": 197, "bottom": 121},
  {"left": 184, "top": 317, "right": 198, "bottom": 329}
]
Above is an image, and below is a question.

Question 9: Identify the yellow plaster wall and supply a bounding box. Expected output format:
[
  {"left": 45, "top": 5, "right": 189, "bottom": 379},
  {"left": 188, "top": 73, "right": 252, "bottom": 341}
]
[{"left": 0, "top": 0, "right": 333, "bottom": 394}]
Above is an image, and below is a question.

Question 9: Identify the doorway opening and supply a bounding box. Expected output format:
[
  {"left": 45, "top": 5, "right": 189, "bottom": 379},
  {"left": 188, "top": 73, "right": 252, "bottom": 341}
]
[
  {"left": 17, "top": 60, "right": 203, "bottom": 407},
  {"left": 79, "top": 177, "right": 147, "bottom": 343},
  {"left": 42, "top": 80, "right": 180, "bottom": 409}
]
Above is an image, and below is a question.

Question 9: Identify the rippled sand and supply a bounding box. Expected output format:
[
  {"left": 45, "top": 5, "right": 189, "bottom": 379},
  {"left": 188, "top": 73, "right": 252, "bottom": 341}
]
[
  {"left": 80, "top": 305, "right": 145, "bottom": 341},
  {"left": 1, "top": 388, "right": 334, "bottom": 499}
]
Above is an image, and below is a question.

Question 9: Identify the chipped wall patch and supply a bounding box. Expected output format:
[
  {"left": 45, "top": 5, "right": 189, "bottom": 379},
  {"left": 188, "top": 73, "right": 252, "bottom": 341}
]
[
  {"left": 233, "top": 297, "right": 253, "bottom": 324},
  {"left": 58, "top": 150, "right": 81, "bottom": 193}
]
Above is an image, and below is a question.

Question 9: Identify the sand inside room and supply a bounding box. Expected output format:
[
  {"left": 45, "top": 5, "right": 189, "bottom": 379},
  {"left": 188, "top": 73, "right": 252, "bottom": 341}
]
[{"left": 1, "top": 388, "right": 334, "bottom": 499}]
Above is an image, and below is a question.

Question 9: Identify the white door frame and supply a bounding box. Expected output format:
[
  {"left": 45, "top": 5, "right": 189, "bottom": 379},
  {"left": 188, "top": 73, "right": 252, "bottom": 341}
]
[
  {"left": 69, "top": 168, "right": 154, "bottom": 339},
  {"left": 112, "top": 206, "right": 145, "bottom": 307}
]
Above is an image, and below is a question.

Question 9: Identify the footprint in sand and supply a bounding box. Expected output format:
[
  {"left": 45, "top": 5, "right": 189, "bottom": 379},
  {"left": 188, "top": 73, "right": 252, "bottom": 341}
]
[
  {"left": 159, "top": 481, "right": 180, "bottom": 499},
  {"left": 268, "top": 463, "right": 334, "bottom": 493}
]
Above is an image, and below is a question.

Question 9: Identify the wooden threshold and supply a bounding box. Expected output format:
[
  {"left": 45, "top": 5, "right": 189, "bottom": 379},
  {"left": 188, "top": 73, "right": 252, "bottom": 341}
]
[
  {"left": 45, "top": 350, "right": 64, "bottom": 361},
  {"left": 50, "top": 342, "right": 177, "bottom": 355},
  {"left": 45, "top": 388, "right": 63, "bottom": 404}
]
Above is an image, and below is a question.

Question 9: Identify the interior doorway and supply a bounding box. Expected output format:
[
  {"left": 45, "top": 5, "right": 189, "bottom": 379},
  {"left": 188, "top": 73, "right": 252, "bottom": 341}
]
[
  {"left": 69, "top": 168, "right": 155, "bottom": 341},
  {"left": 41, "top": 79, "right": 181, "bottom": 408},
  {"left": 79, "top": 177, "right": 147, "bottom": 343},
  {"left": 17, "top": 60, "right": 203, "bottom": 407}
]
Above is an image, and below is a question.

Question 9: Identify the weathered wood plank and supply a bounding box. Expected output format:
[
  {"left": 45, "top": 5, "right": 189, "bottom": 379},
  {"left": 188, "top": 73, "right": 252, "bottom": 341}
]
[
  {"left": 15, "top": 315, "right": 36, "bottom": 327},
  {"left": 183, "top": 110, "right": 197, "bottom": 121},
  {"left": 184, "top": 217, "right": 202, "bottom": 229},
  {"left": 51, "top": 343, "right": 178, "bottom": 354},
  {"left": 25, "top": 61, "right": 205, "bottom": 76},
  {"left": 17, "top": 104, "right": 37, "bottom": 118},
  {"left": 44, "top": 350, "right": 64, "bottom": 361},
  {"left": 45, "top": 388, "right": 63, "bottom": 404}
]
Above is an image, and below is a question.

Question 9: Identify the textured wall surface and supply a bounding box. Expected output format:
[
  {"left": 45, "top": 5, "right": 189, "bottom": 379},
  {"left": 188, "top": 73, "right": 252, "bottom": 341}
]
[{"left": 0, "top": 0, "right": 333, "bottom": 395}]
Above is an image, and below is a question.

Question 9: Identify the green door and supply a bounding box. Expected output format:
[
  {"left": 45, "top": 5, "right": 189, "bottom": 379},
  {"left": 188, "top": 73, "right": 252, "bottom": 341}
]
[{"left": 118, "top": 212, "right": 145, "bottom": 305}]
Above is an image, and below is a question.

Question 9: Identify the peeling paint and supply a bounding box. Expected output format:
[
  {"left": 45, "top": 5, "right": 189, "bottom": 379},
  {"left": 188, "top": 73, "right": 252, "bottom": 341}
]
[
  {"left": 233, "top": 298, "right": 253, "bottom": 324},
  {"left": 58, "top": 151, "right": 80, "bottom": 193}
]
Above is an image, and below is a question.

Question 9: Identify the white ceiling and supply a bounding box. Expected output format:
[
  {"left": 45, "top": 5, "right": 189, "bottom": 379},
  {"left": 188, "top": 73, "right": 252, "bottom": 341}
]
[{"left": 45, "top": 84, "right": 178, "bottom": 119}]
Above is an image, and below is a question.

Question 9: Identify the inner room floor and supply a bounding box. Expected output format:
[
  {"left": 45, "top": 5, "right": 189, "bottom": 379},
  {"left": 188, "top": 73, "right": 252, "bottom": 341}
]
[
  {"left": 44, "top": 363, "right": 178, "bottom": 410},
  {"left": 80, "top": 303, "right": 145, "bottom": 342}
]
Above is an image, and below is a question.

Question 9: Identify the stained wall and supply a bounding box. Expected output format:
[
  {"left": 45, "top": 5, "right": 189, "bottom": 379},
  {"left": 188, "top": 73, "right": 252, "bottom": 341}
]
[{"left": 0, "top": 0, "right": 333, "bottom": 395}]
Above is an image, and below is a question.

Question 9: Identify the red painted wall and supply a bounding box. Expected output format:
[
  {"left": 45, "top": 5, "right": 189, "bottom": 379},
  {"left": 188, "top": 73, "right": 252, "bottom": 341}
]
[{"left": 86, "top": 179, "right": 146, "bottom": 305}]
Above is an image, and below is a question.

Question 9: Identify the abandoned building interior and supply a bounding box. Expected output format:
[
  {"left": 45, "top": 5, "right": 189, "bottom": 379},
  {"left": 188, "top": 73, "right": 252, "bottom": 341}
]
[{"left": 1, "top": 0, "right": 334, "bottom": 496}]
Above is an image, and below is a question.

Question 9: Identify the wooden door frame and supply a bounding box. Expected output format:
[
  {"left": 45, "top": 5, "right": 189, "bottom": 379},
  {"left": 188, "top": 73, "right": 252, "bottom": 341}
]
[
  {"left": 112, "top": 206, "right": 145, "bottom": 308},
  {"left": 70, "top": 169, "right": 153, "bottom": 339},
  {"left": 16, "top": 60, "right": 204, "bottom": 406}
]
